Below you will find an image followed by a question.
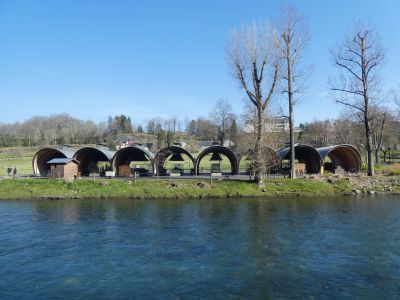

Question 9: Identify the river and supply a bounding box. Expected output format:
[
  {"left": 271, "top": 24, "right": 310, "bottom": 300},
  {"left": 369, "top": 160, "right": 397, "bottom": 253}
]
[{"left": 1, "top": 196, "right": 400, "bottom": 298}]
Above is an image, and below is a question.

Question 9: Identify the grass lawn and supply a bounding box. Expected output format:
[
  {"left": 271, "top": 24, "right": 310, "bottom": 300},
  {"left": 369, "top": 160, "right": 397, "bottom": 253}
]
[
  {"left": 0, "top": 177, "right": 354, "bottom": 200},
  {"left": 0, "top": 147, "right": 37, "bottom": 176}
]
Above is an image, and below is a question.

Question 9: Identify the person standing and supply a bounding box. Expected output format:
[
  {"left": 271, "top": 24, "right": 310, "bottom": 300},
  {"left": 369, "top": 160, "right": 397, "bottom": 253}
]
[
  {"left": 13, "top": 166, "right": 17, "bottom": 178},
  {"left": 7, "top": 166, "right": 11, "bottom": 176}
]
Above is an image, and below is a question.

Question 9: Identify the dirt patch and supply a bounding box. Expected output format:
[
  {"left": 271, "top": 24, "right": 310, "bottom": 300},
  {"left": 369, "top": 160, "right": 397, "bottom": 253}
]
[
  {"left": 197, "top": 182, "right": 211, "bottom": 189},
  {"left": 166, "top": 181, "right": 190, "bottom": 189}
]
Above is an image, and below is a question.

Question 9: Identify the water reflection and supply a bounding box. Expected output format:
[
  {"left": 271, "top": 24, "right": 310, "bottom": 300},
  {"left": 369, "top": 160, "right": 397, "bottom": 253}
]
[{"left": 0, "top": 196, "right": 400, "bottom": 298}]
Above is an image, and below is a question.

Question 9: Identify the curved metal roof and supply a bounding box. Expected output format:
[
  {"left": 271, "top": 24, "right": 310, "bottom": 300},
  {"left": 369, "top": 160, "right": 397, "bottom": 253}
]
[
  {"left": 111, "top": 145, "right": 155, "bottom": 174},
  {"left": 195, "top": 146, "right": 239, "bottom": 175},
  {"left": 317, "top": 144, "right": 362, "bottom": 172},
  {"left": 278, "top": 144, "right": 322, "bottom": 174},
  {"left": 73, "top": 146, "right": 116, "bottom": 176},
  {"left": 154, "top": 146, "right": 195, "bottom": 174},
  {"left": 317, "top": 144, "right": 360, "bottom": 160},
  {"left": 277, "top": 144, "right": 322, "bottom": 160},
  {"left": 112, "top": 145, "right": 155, "bottom": 162},
  {"left": 32, "top": 147, "right": 78, "bottom": 175},
  {"left": 34, "top": 146, "right": 76, "bottom": 160},
  {"left": 73, "top": 146, "right": 115, "bottom": 161},
  {"left": 155, "top": 146, "right": 194, "bottom": 161}
]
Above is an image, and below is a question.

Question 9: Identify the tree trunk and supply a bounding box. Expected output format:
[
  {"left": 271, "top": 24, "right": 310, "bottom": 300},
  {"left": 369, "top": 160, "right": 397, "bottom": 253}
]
[
  {"left": 254, "top": 106, "right": 265, "bottom": 185},
  {"left": 366, "top": 127, "right": 374, "bottom": 176},
  {"left": 375, "top": 149, "right": 380, "bottom": 164},
  {"left": 286, "top": 38, "right": 296, "bottom": 179},
  {"left": 361, "top": 37, "right": 374, "bottom": 177},
  {"left": 289, "top": 102, "right": 295, "bottom": 179},
  {"left": 374, "top": 113, "right": 386, "bottom": 165},
  {"left": 364, "top": 107, "right": 374, "bottom": 176}
]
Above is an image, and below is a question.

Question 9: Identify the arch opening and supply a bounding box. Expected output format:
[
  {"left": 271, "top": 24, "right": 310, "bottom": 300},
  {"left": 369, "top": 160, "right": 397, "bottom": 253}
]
[
  {"left": 73, "top": 147, "right": 114, "bottom": 176},
  {"left": 32, "top": 147, "right": 75, "bottom": 176},
  {"left": 317, "top": 145, "right": 361, "bottom": 174},
  {"left": 278, "top": 145, "right": 321, "bottom": 175},
  {"left": 112, "top": 146, "right": 155, "bottom": 176},
  {"left": 155, "top": 146, "right": 195, "bottom": 175},
  {"left": 195, "top": 146, "right": 238, "bottom": 175}
]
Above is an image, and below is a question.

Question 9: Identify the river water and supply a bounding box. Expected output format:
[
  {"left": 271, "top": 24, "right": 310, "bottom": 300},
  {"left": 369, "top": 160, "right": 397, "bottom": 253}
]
[{"left": 0, "top": 196, "right": 400, "bottom": 299}]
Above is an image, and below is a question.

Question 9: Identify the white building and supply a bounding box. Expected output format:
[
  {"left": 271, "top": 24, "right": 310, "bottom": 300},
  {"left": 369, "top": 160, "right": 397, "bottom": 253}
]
[{"left": 244, "top": 117, "right": 301, "bottom": 134}]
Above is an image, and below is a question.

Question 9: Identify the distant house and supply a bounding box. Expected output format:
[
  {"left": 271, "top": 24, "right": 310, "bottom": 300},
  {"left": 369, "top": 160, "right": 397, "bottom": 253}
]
[
  {"left": 197, "top": 141, "right": 219, "bottom": 150},
  {"left": 47, "top": 158, "right": 80, "bottom": 179},
  {"left": 116, "top": 141, "right": 154, "bottom": 151},
  {"left": 173, "top": 141, "right": 188, "bottom": 148},
  {"left": 223, "top": 140, "right": 234, "bottom": 148},
  {"left": 244, "top": 117, "right": 301, "bottom": 134}
]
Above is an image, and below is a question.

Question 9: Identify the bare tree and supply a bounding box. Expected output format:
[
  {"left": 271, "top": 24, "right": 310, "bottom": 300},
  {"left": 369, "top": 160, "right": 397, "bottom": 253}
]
[
  {"left": 196, "top": 117, "right": 217, "bottom": 141},
  {"left": 369, "top": 106, "right": 388, "bottom": 164},
  {"left": 330, "top": 23, "right": 385, "bottom": 176},
  {"left": 332, "top": 113, "right": 360, "bottom": 145},
  {"left": 226, "top": 22, "right": 280, "bottom": 185},
  {"left": 276, "top": 5, "right": 311, "bottom": 179},
  {"left": 303, "top": 120, "right": 333, "bottom": 147},
  {"left": 370, "top": 104, "right": 399, "bottom": 164},
  {"left": 210, "top": 99, "right": 234, "bottom": 146},
  {"left": 392, "top": 89, "right": 400, "bottom": 120}
]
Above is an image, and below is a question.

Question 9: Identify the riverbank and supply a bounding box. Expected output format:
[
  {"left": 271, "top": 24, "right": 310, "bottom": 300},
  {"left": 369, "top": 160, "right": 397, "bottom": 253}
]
[{"left": 0, "top": 175, "right": 399, "bottom": 200}]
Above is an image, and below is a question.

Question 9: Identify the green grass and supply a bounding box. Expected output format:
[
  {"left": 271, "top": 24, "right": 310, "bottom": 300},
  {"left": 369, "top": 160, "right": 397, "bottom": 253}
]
[
  {"left": 0, "top": 146, "right": 37, "bottom": 176},
  {"left": 374, "top": 163, "right": 400, "bottom": 176},
  {"left": 0, "top": 177, "right": 353, "bottom": 200},
  {"left": 0, "top": 146, "right": 37, "bottom": 159},
  {"left": 0, "top": 158, "right": 33, "bottom": 176},
  {"left": 262, "top": 178, "right": 351, "bottom": 195}
]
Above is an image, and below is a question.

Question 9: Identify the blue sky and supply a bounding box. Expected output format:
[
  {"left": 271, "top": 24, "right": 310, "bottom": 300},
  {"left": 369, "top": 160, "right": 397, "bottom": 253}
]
[{"left": 0, "top": 0, "right": 399, "bottom": 126}]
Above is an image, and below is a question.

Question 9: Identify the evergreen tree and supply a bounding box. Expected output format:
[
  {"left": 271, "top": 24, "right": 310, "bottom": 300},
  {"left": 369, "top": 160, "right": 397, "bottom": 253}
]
[
  {"left": 157, "top": 130, "right": 166, "bottom": 149},
  {"left": 187, "top": 120, "right": 196, "bottom": 136},
  {"left": 229, "top": 119, "right": 238, "bottom": 149},
  {"left": 167, "top": 131, "right": 174, "bottom": 146}
]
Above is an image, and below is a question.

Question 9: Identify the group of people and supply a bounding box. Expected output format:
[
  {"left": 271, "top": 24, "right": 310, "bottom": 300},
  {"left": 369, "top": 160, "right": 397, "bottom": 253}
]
[{"left": 7, "top": 166, "right": 17, "bottom": 178}]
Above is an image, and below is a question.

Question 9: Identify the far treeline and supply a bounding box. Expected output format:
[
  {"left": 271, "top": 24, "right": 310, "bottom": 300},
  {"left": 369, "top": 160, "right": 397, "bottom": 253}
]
[{"left": 0, "top": 5, "right": 399, "bottom": 180}]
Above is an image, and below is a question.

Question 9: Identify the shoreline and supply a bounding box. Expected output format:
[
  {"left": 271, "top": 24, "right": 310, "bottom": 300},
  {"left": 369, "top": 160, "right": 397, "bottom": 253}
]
[{"left": 0, "top": 175, "right": 399, "bottom": 200}]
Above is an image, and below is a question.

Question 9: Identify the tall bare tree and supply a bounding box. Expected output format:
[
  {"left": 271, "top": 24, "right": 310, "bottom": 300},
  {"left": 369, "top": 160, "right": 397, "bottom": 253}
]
[
  {"left": 276, "top": 5, "right": 311, "bottom": 179},
  {"left": 226, "top": 22, "right": 280, "bottom": 185},
  {"left": 330, "top": 23, "right": 385, "bottom": 176}
]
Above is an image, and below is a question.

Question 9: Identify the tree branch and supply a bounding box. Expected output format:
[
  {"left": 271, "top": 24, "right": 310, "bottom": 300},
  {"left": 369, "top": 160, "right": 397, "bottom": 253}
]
[
  {"left": 331, "top": 87, "right": 363, "bottom": 96},
  {"left": 336, "top": 99, "right": 365, "bottom": 113},
  {"left": 235, "top": 63, "right": 257, "bottom": 106},
  {"left": 336, "top": 61, "right": 362, "bottom": 82},
  {"left": 262, "top": 63, "right": 279, "bottom": 110}
]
